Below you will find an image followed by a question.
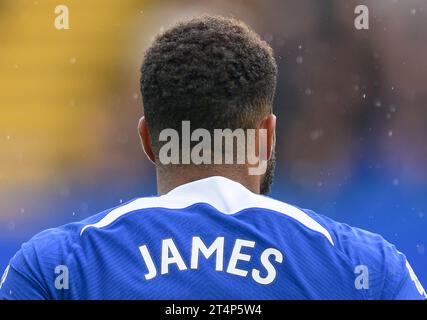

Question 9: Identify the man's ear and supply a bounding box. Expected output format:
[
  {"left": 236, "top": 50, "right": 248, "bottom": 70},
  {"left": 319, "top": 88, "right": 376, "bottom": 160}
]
[
  {"left": 138, "top": 117, "right": 156, "bottom": 164},
  {"left": 258, "top": 113, "right": 276, "bottom": 161}
]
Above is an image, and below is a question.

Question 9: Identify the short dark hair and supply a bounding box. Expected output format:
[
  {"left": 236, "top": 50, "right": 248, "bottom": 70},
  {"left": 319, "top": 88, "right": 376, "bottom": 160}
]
[{"left": 140, "top": 15, "right": 277, "bottom": 154}]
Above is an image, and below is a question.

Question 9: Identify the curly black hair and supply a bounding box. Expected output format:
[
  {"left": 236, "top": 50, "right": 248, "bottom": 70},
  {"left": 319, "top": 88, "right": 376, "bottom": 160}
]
[{"left": 140, "top": 15, "right": 277, "bottom": 153}]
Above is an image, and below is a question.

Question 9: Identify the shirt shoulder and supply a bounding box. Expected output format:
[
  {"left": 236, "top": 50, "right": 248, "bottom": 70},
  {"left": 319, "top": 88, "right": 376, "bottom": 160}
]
[
  {"left": 0, "top": 200, "right": 136, "bottom": 300},
  {"left": 302, "top": 208, "right": 426, "bottom": 300}
]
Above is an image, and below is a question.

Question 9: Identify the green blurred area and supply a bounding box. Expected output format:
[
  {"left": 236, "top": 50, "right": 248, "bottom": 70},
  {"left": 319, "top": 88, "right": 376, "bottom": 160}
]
[{"left": 0, "top": 0, "right": 144, "bottom": 189}]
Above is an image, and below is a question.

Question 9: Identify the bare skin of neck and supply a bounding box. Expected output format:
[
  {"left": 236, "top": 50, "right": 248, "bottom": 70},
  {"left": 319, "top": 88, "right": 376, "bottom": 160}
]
[{"left": 156, "top": 164, "right": 260, "bottom": 195}]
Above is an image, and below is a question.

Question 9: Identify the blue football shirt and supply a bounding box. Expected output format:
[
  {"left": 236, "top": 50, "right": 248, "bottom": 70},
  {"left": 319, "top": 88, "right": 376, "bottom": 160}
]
[{"left": 0, "top": 176, "right": 426, "bottom": 299}]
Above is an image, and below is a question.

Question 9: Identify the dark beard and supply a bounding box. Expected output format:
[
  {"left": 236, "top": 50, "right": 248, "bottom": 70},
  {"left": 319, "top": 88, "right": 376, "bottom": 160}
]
[{"left": 260, "top": 150, "right": 276, "bottom": 195}]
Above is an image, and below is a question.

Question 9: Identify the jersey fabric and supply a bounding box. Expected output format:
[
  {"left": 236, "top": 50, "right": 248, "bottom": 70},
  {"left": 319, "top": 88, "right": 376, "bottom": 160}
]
[{"left": 0, "top": 176, "right": 426, "bottom": 300}]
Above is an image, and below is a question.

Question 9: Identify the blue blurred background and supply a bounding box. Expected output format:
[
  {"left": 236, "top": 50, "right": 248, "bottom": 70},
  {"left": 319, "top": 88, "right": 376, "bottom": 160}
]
[{"left": 0, "top": 0, "right": 426, "bottom": 286}]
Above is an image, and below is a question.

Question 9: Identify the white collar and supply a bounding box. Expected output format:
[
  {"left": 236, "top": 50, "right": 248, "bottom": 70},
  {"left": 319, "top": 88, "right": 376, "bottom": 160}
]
[
  {"left": 167, "top": 176, "right": 254, "bottom": 214},
  {"left": 80, "top": 175, "right": 334, "bottom": 246}
]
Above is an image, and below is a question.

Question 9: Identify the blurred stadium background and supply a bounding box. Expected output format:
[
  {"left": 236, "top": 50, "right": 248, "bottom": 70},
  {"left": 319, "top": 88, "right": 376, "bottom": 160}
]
[{"left": 0, "top": 0, "right": 426, "bottom": 286}]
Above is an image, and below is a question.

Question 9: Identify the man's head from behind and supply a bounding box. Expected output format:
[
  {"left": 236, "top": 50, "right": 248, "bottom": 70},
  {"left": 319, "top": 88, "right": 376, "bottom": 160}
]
[{"left": 139, "top": 15, "right": 278, "bottom": 194}]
